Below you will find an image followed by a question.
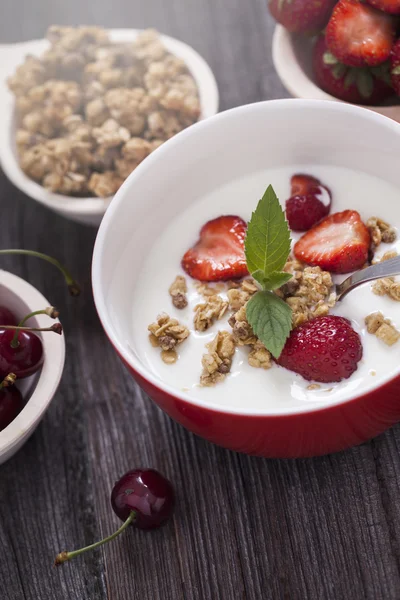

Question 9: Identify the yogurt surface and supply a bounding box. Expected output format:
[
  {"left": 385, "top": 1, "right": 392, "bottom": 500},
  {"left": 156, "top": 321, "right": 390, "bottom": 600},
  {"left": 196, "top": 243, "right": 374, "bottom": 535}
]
[{"left": 130, "top": 165, "right": 400, "bottom": 414}]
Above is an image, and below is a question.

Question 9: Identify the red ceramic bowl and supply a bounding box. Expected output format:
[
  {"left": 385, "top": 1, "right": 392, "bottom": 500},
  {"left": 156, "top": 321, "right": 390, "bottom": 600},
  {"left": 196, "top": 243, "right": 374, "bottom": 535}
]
[{"left": 92, "top": 99, "right": 400, "bottom": 458}]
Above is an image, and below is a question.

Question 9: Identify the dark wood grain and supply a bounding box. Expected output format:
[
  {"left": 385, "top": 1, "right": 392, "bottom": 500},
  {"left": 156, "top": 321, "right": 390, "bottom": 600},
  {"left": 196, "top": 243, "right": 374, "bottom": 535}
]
[{"left": 1, "top": 1, "right": 400, "bottom": 599}]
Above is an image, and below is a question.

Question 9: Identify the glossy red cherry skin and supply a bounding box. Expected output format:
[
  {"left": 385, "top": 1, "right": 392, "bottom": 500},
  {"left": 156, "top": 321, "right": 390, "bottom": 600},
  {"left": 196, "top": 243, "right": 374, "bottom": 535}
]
[
  {"left": 0, "top": 386, "right": 23, "bottom": 431},
  {"left": 0, "top": 307, "right": 17, "bottom": 326},
  {"left": 0, "top": 329, "right": 44, "bottom": 379},
  {"left": 111, "top": 469, "right": 175, "bottom": 530}
]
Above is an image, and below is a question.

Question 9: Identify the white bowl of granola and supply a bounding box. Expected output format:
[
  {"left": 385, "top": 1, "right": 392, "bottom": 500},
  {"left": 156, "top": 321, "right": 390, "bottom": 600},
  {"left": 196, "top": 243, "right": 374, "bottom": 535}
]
[
  {"left": 0, "top": 27, "right": 219, "bottom": 227},
  {"left": 92, "top": 99, "right": 400, "bottom": 457}
]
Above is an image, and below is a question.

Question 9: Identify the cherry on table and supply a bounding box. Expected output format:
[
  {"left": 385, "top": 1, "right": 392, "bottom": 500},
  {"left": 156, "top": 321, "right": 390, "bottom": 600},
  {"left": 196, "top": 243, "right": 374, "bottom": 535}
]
[
  {"left": 55, "top": 468, "right": 175, "bottom": 565},
  {"left": 111, "top": 468, "right": 175, "bottom": 530}
]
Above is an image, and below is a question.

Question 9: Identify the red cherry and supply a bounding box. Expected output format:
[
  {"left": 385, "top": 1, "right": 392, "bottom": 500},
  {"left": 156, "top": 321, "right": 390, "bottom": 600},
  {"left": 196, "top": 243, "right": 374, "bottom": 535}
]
[
  {"left": 55, "top": 469, "right": 175, "bottom": 565},
  {"left": 0, "top": 329, "right": 43, "bottom": 379},
  {"left": 0, "top": 306, "right": 17, "bottom": 326},
  {"left": 111, "top": 469, "right": 175, "bottom": 530},
  {"left": 0, "top": 384, "right": 23, "bottom": 431}
]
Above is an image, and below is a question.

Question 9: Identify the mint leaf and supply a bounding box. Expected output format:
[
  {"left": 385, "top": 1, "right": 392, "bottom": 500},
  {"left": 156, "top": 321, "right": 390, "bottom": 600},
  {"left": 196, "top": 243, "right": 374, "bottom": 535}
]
[
  {"left": 245, "top": 185, "right": 291, "bottom": 278},
  {"left": 262, "top": 271, "right": 293, "bottom": 291},
  {"left": 252, "top": 270, "right": 292, "bottom": 290},
  {"left": 246, "top": 291, "right": 292, "bottom": 359},
  {"left": 252, "top": 269, "right": 267, "bottom": 287}
]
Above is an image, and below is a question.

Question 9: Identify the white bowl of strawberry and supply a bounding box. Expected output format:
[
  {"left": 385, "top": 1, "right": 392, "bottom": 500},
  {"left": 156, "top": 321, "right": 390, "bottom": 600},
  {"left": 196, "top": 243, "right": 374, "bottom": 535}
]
[
  {"left": 271, "top": 0, "right": 400, "bottom": 122},
  {"left": 92, "top": 98, "right": 400, "bottom": 458}
]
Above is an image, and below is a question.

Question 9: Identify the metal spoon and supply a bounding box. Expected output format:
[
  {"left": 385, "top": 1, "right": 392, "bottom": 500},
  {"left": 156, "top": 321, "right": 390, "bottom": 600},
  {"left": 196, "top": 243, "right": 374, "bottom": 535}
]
[{"left": 336, "top": 255, "right": 400, "bottom": 301}]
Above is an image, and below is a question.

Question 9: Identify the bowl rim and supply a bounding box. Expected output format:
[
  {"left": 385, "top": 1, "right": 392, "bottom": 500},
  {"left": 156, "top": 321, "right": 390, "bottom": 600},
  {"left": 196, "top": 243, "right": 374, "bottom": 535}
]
[
  {"left": 0, "top": 270, "right": 65, "bottom": 455},
  {"left": 0, "top": 28, "right": 219, "bottom": 220},
  {"left": 272, "top": 25, "right": 335, "bottom": 102},
  {"left": 92, "top": 98, "right": 400, "bottom": 417}
]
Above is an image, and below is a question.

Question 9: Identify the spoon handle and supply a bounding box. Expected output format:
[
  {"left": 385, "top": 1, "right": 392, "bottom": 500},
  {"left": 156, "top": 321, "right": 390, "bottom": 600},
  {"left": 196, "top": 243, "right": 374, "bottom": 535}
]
[{"left": 336, "top": 255, "right": 400, "bottom": 301}]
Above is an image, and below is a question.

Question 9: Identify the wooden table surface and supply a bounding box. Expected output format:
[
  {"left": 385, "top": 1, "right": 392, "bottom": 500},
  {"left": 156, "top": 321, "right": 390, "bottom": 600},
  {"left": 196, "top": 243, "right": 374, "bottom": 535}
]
[{"left": 2, "top": 2, "right": 400, "bottom": 599}]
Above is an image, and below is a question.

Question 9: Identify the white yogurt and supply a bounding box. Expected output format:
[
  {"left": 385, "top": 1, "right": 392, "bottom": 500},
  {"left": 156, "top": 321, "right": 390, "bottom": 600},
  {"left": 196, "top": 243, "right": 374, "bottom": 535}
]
[{"left": 130, "top": 165, "right": 400, "bottom": 414}]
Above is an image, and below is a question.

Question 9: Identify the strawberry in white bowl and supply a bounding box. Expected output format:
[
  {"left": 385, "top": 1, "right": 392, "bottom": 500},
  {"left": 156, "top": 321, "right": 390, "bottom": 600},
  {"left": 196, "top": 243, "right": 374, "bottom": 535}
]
[{"left": 271, "top": 0, "right": 400, "bottom": 121}]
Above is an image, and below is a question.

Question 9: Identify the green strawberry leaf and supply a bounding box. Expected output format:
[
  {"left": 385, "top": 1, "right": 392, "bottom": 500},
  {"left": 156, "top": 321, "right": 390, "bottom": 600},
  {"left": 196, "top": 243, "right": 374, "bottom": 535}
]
[
  {"left": 371, "top": 62, "right": 393, "bottom": 86},
  {"left": 323, "top": 51, "right": 339, "bottom": 66},
  {"left": 245, "top": 185, "right": 291, "bottom": 280},
  {"left": 246, "top": 291, "right": 292, "bottom": 359},
  {"left": 356, "top": 69, "right": 374, "bottom": 99},
  {"left": 331, "top": 63, "right": 347, "bottom": 81},
  {"left": 344, "top": 69, "right": 356, "bottom": 90}
]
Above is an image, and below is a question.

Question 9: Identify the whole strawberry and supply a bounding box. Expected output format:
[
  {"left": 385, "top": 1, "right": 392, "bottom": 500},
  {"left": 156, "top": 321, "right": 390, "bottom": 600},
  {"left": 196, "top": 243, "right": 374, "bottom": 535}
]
[
  {"left": 326, "top": 0, "right": 395, "bottom": 67},
  {"left": 276, "top": 316, "right": 363, "bottom": 383},
  {"left": 365, "top": 0, "right": 400, "bottom": 15},
  {"left": 268, "top": 0, "right": 337, "bottom": 33},
  {"left": 391, "top": 38, "right": 400, "bottom": 95},
  {"left": 313, "top": 35, "right": 394, "bottom": 105}
]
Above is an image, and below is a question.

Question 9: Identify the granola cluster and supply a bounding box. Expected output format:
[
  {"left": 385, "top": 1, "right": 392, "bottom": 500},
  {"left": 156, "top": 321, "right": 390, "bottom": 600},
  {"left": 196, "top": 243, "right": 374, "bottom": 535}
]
[
  {"left": 148, "top": 312, "right": 190, "bottom": 364},
  {"left": 8, "top": 26, "right": 200, "bottom": 197},
  {"left": 194, "top": 295, "right": 228, "bottom": 332},
  {"left": 367, "top": 217, "right": 397, "bottom": 249},
  {"left": 227, "top": 278, "right": 258, "bottom": 311},
  {"left": 372, "top": 277, "right": 400, "bottom": 301},
  {"left": 279, "top": 262, "right": 336, "bottom": 327},
  {"left": 365, "top": 312, "right": 400, "bottom": 346},
  {"left": 169, "top": 275, "right": 188, "bottom": 309},
  {"left": 371, "top": 251, "right": 400, "bottom": 301},
  {"left": 200, "top": 331, "right": 236, "bottom": 386}
]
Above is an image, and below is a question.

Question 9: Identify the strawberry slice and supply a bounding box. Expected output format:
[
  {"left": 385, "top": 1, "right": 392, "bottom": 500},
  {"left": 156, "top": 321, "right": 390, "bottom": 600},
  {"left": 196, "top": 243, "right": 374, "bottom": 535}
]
[
  {"left": 294, "top": 210, "right": 370, "bottom": 274},
  {"left": 326, "top": 0, "right": 395, "bottom": 68},
  {"left": 365, "top": 0, "right": 400, "bottom": 15},
  {"left": 181, "top": 215, "right": 248, "bottom": 282}
]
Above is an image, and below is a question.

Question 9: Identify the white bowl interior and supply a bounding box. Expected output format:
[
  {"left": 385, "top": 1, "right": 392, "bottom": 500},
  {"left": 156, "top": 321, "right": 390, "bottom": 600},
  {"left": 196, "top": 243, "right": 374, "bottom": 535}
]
[
  {"left": 0, "top": 29, "right": 219, "bottom": 226},
  {"left": 93, "top": 99, "right": 400, "bottom": 415},
  {"left": 0, "top": 270, "right": 65, "bottom": 463},
  {"left": 272, "top": 26, "right": 326, "bottom": 101}
]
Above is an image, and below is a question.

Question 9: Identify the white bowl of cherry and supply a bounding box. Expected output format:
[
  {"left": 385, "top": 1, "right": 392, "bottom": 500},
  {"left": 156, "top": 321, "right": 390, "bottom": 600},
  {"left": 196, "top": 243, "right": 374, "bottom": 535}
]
[{"left": 0, "top": 269, "right": 65, "bottom": 464}]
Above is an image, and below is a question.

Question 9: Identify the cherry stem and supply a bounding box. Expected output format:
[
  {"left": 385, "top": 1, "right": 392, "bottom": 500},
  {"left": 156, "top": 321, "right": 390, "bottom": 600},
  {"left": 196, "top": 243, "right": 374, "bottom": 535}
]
[
  {"left": 11, "top": 307, "right": 60, "bottom": 348},
  {"left": 0, "top": 373, "right": 16, "bottom": 389},
  {"left": 0, "top": 249, "right": 80, "bottom": 296},
  {"left": 0, "top": 324, "right": 63, "bottom": 349},
  {"left": 54, "top": 511, "right": 136, "bottom": 566}
]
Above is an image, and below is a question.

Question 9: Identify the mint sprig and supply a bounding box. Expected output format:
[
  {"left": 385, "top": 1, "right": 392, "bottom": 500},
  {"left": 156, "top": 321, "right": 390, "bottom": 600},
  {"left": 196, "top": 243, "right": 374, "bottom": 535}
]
[
  {"left": 244, "top": 185, "right": 292, "bottom": 359},
  {"left": 246, "top": 291, "right": 292, "bottom": 359}
]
